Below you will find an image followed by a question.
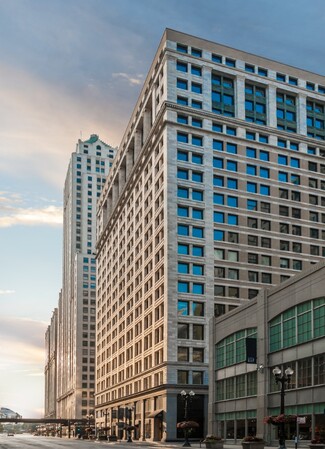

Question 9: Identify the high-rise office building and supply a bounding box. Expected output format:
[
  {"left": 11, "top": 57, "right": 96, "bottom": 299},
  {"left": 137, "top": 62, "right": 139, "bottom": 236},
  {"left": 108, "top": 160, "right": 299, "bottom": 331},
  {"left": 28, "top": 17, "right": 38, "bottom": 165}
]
[
  {"left": 44, "top": 307, "right": 58, "bottom": 419},
  {"left": 95, "top": 29, "right": 325, "bottom": 440},
  {"left": 46, "top": 135, "right": 116, "bottom": 420}
]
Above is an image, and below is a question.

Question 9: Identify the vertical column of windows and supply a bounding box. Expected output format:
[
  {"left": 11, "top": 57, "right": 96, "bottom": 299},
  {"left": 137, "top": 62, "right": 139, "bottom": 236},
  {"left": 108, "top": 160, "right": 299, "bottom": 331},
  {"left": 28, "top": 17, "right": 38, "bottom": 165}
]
[
  {"left": 245, "top": 84, "right": 267, "bottom": 125},
  {"left": 277, "top": 91, "right": 297, "bottom": 132},
  {"left": 306, "top": 100, "right": 325, "bottom": 140},
  {"left": 211, "top": 73, "right": 235, "bottom": 117}
]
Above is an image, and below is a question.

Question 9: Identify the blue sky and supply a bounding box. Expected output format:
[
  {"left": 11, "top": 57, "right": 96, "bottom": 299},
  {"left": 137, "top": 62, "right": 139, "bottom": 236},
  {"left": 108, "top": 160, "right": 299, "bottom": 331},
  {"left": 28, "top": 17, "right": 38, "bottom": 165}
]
[{"left": 1, "top": 0, "right": 325, "bottom": 418}]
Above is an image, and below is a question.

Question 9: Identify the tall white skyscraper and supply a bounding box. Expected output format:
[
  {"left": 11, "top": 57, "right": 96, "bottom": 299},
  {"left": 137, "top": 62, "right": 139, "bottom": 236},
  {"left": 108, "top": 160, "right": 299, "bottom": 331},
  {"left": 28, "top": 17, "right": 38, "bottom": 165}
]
[{"left": 46, "top": 134, "right": 116, "bottom": 420}]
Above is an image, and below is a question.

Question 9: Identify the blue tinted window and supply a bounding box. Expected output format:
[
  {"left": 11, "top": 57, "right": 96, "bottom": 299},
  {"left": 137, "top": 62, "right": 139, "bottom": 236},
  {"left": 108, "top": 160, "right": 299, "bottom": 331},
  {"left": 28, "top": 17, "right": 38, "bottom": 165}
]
[
  {"left": 213, "top": 140, "right": 223, "bottom": 151},
  {"left": 306, "top": 82, "right": 315, "bottom": 91},
  {"left": 177, "top": 132, "right": 188, "bottom": 143},
  {"left": 259, "top": 135, "right": 268, "bottom": 143},
  {"left": 178, "top": 281, "right": 189, "bottom": 293},
  {"left": 286, "top": 111, "right": 295, "bottom": 121},
  {"left": 228, "top": 214, "right": 238, "bottom": 225},
  {"left": 193, "top": 264, "right": 204, "bottom": 275},
  {"left": 226, "top": 127, "right": 236, "bottom": 136},
  {"left": 247, "top": 165, "right": 257, "bottom": 176},
  {"left": 177, "top": 61, "right": 188, "bottom": 72},
  {"left": 192, "top": 172, "right": 203, "bottom": 182},
  {"left": 225, "top": 58, "right": 235, "bottom": 67},
  {"left": 245, "top": 100, "right": 254, "bottom": 111},
  {"left": 178, "top": 300, "right": 189, "bottom": 315},
  {"left": 227, "top": 161, "right": 237, "bottom": 171},
  {"left": 191, "top": 48, "right": 202, "bottom": 57},
  {"left": 192, "top": 83, "right": 202, "bottom": 94},
  {"left": 260, "top": 185, "right": 270, "bottom": 195},
  {"left": 192, "top": 246, "right": 204, "bottom": 256},
  {"left": 192, "top": 136, "right": 203, "bottom": 146},
  {"left": 212, "top": 91, "right": 221, "bottom": 102},
  {"left": 178, "top": 187, "right": 189, "bottom": 198},
  {"left": 193, "top": 283, "right": 204, "bottom": 294},
  {"left": 213, "top": 175, "right": 224, "bottom": 186},
  {"left": 213, "top": 193, "right": 224, "bottom": 205},
  {"left": 192, "top": 118, "right": 202, "bottom": 128},
  {"left": 278, "top": 172, "right": 288, "bottom": 182},
  {"left": 256, "top": 103, "right": 266, "bottom": 114},
  {"left": 227, "top": 196, "right": 238, "bottom": 207},
  {"left": 213, "top": 123, "right": 223, "bottom": 132},
  {"left": 178, "top": 224, "right": 189, "bottom": 235},
  {"left": 290, "top": 158, "right": 300, "bottom": 168},
  {"left": 246, "top": 147, "right": 256, "bottom": 158},
  {"left": 277, "top": 73, "right": 286, "bottom": 82},
  {"left": 177, "top": 43, "right": 188, "bottom": 53},
  {"left": 178, "top": 243, "right": 189, "bottom": 254},
  {"left": 213, "top": 158, "right": 223, "bottom": 169},
  {"left": 226, "top": 143, "right": 237, "bottom": 154},
  {"left": 258, "top": 67, "right": 268, "bottom": 76},
  {"left": 288, "top": 77, "right": 298, "bottom": 85},
  {"left": 177, "top": 169, "right": 188, "bottom": 179},
  {"left": 177, "top": 115, "right": 188, "bottom": 124},
  {"left": 177, "top": 79, "right": 188, "bottom": 90},
  {"left": 223, "top": 94, "right": 234, "bottom": 105},
  {"left": 212, "top": 54, "right": 222, "bottom": 63},
  {"left": 227, "top": 178, "right": 238, "bottom": 189},
  {"left": 177, "top": 96, "right": 188, "bottom": 106},
  {"left": 291, "top": 174, "right": 300, "bottom": 185},
  {"left": 177, "top": 150, "right": 188, "bottom": 161},
  {"left": 246, "top": 132, "right": 255, "bottom": 140},
  {"left": 192, "top": 190, "right": 204, "bottom": 201},
  {"left": 260, "top": 167, "right": 270, "bottom": 178},
  {"left": 278, "top": 155, "right": 287, "bottom": 165},
  {"left": 318, "top": 85, "right": 325, "bottom": 94},
  {"left": 192, "top": 227, "right": 204, "bottom": 238},
  {"left": 192, "top": 154, "right": 203, "bottom": 164},
  {"left": 214, "top": 230, "right": 224, "bottom": 240},
  {"left": 277, "top": 109, "right": 285, "bottom": 119},
  {"left": 245, "top": 64, "right": 255, "bottom": 73},
  {"left": 308, "top": 146, "right": 316, "bottom": 155},
  {"left": 192, "top": 100, "right": 202, "bottom": 109},
  {"left": 247, "top": 182, "right": 257, "bottom": 193},
  {"left": 278, "top": 139, "right": 286, "bottom": 148},
  {"left": 178, "top": 262, "right": 189, "bottom": 274},
  {"left": 247, "top": 199, "right": 257, "bottom": 210},
  {"left": 214, "top": 212, "right": 224, "bottom": 223},
  {"left": 192, "top": 209, "right": 204, "bottom": 219},
  {"left": 178, "top": 206, "right": 189, "bottom": 217},
  {"left": 259, "top": 151, "right": 269, "bottom": 161},
  {"left": 191, "top": 66, "right": 202, "bottom": 76}
]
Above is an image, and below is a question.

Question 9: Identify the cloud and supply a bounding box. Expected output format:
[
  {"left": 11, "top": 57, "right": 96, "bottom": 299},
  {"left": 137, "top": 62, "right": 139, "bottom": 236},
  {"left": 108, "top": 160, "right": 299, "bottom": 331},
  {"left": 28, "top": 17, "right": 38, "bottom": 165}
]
[
  {"left": 0, "top": 290, "right": 15, "bottom": 295},
  {"left": 0, "top": 190, "right": 63, "bottom": 228},
  {"left": 112, "top": 72, "right": 144, "bottom": 86},
  {"left": 0, "top": 205, "right": 63, "bottom": 228}
]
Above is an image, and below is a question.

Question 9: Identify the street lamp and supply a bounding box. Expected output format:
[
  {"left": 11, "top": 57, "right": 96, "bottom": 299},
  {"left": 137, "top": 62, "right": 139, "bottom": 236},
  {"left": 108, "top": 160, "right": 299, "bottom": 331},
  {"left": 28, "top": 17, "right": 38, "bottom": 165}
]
[
  {"left": 272, "top": 367, "right": 294, "bottom": 449},
  {"left": 180, "top": 390, "right": 195, "bottom": 447},
  {"left": 86, "top": 414, "right": 94, "bottom": 439}
]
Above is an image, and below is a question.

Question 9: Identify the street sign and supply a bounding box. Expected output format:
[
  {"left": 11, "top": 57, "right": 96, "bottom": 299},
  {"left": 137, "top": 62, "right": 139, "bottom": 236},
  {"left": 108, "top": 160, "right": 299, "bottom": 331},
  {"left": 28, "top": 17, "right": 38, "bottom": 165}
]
[{"left": 297, "top": 417, "right": 306, "bottom": 424}]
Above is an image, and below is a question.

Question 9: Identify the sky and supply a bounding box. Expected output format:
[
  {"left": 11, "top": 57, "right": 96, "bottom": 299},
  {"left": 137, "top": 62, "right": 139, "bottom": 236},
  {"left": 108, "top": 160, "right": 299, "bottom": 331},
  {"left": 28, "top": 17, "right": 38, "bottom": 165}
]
[{"left": 1, "top": 0, "right": 325, "bottom": 419}]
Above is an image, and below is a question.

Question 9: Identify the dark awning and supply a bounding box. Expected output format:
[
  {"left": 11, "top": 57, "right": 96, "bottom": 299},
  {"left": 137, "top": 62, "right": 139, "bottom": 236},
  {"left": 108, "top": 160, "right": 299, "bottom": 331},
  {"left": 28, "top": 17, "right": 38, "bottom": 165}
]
[{"left": 147, "top": 409, "right": 164, "bottom": 418}]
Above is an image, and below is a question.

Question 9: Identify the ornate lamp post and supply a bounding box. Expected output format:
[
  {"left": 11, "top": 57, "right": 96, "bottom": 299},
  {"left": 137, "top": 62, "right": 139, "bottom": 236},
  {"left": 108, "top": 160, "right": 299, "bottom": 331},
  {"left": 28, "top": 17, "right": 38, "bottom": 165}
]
[
  {"left": 180, "top": 390, "right": 195, "bottom": 447},
  {"left": 272, "top": 367, "right": 294, "bottom": 449},
  {"left": 86, "top": 414, "right": 94, "bottom": 438}
]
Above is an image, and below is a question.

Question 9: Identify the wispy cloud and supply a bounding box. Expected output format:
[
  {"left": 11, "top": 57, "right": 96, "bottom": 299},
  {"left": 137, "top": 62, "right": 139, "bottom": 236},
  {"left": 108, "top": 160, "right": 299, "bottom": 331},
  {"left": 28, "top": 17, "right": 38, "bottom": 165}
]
[
  {"left": 0, "top": 290, "right": 15, "bottom": 295},
  {"left": 112, "top": 72, "right": 144, "bottom": 86},
  {"left": 0, "top": 190, "right": 63, "bottom": 228}
]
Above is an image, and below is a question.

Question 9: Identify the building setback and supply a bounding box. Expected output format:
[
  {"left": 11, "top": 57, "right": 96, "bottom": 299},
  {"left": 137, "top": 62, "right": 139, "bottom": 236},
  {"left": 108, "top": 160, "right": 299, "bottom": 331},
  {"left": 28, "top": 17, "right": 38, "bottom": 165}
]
[
  {"left": 45, "top": 135, "right": 116, "bottom": 421},
  {"left": 209, "top": 260, "right": 325, "bottom": 444},
  {"left": 95, "top": 29, "right": 325, "bottom": 441}
]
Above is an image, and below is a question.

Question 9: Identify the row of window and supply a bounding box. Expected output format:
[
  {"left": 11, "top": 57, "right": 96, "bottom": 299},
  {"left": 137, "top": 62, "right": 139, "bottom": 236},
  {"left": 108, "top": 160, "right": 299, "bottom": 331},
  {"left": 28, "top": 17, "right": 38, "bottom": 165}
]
[{"left": 216, "top": 371, "right": 257, "bottom": 401}]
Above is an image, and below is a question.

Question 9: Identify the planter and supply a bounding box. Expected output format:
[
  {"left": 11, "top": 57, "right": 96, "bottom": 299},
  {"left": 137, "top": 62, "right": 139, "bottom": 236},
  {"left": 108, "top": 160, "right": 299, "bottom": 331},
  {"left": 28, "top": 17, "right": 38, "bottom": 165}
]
[
  {"left": 205, "top": 441, "right": 224, "bottom": 449},
  {"left": 242, "top": 441, "right": 265, "bottom": 449},
  {"left": 309, "top": 445, "right": 325, "bottom": 449}
]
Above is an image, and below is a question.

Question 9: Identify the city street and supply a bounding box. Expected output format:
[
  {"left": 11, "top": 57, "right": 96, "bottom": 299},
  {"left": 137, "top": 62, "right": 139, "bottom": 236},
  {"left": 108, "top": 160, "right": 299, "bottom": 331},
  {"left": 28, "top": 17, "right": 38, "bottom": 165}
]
[{"left": 0, "top": 434, "right": 184, "bottom": 449}]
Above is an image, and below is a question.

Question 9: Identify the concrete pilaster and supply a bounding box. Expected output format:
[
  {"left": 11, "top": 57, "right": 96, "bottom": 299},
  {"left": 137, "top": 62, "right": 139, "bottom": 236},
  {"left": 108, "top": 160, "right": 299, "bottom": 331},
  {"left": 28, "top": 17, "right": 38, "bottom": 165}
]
[
  {"left": 297, "top": 93, "right": 307, "bottom": 136},
  {"left": 143, "top": 109, "right": 151, "bottom": 142},
  {"left": 134, "top": 130, "right": 142, "bottom": 161},
  {"left": 236, "top": 75, "right": 246, "bottom": 120},
  {"left": 267, "top": 84, "right": 277, "bottom": 128}
]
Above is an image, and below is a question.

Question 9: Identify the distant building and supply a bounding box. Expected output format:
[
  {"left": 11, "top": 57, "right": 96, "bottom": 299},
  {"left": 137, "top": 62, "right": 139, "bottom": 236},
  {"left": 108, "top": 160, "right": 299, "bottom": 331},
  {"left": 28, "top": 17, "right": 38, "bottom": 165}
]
[
  {"left": 95, "top": 29, "right": 325, "bottom": 441},
  {"left": 209, "top": 260, "right": 325, "bottom": 444},
  {"left": 44, "top": 307, "right": 58, "bottom": 419},
  {"left": 45, "top": 135, "right": 116, "bottom": 419},
  {"left": 0, "top": 407, "right": 21, "bottom": 418}
]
